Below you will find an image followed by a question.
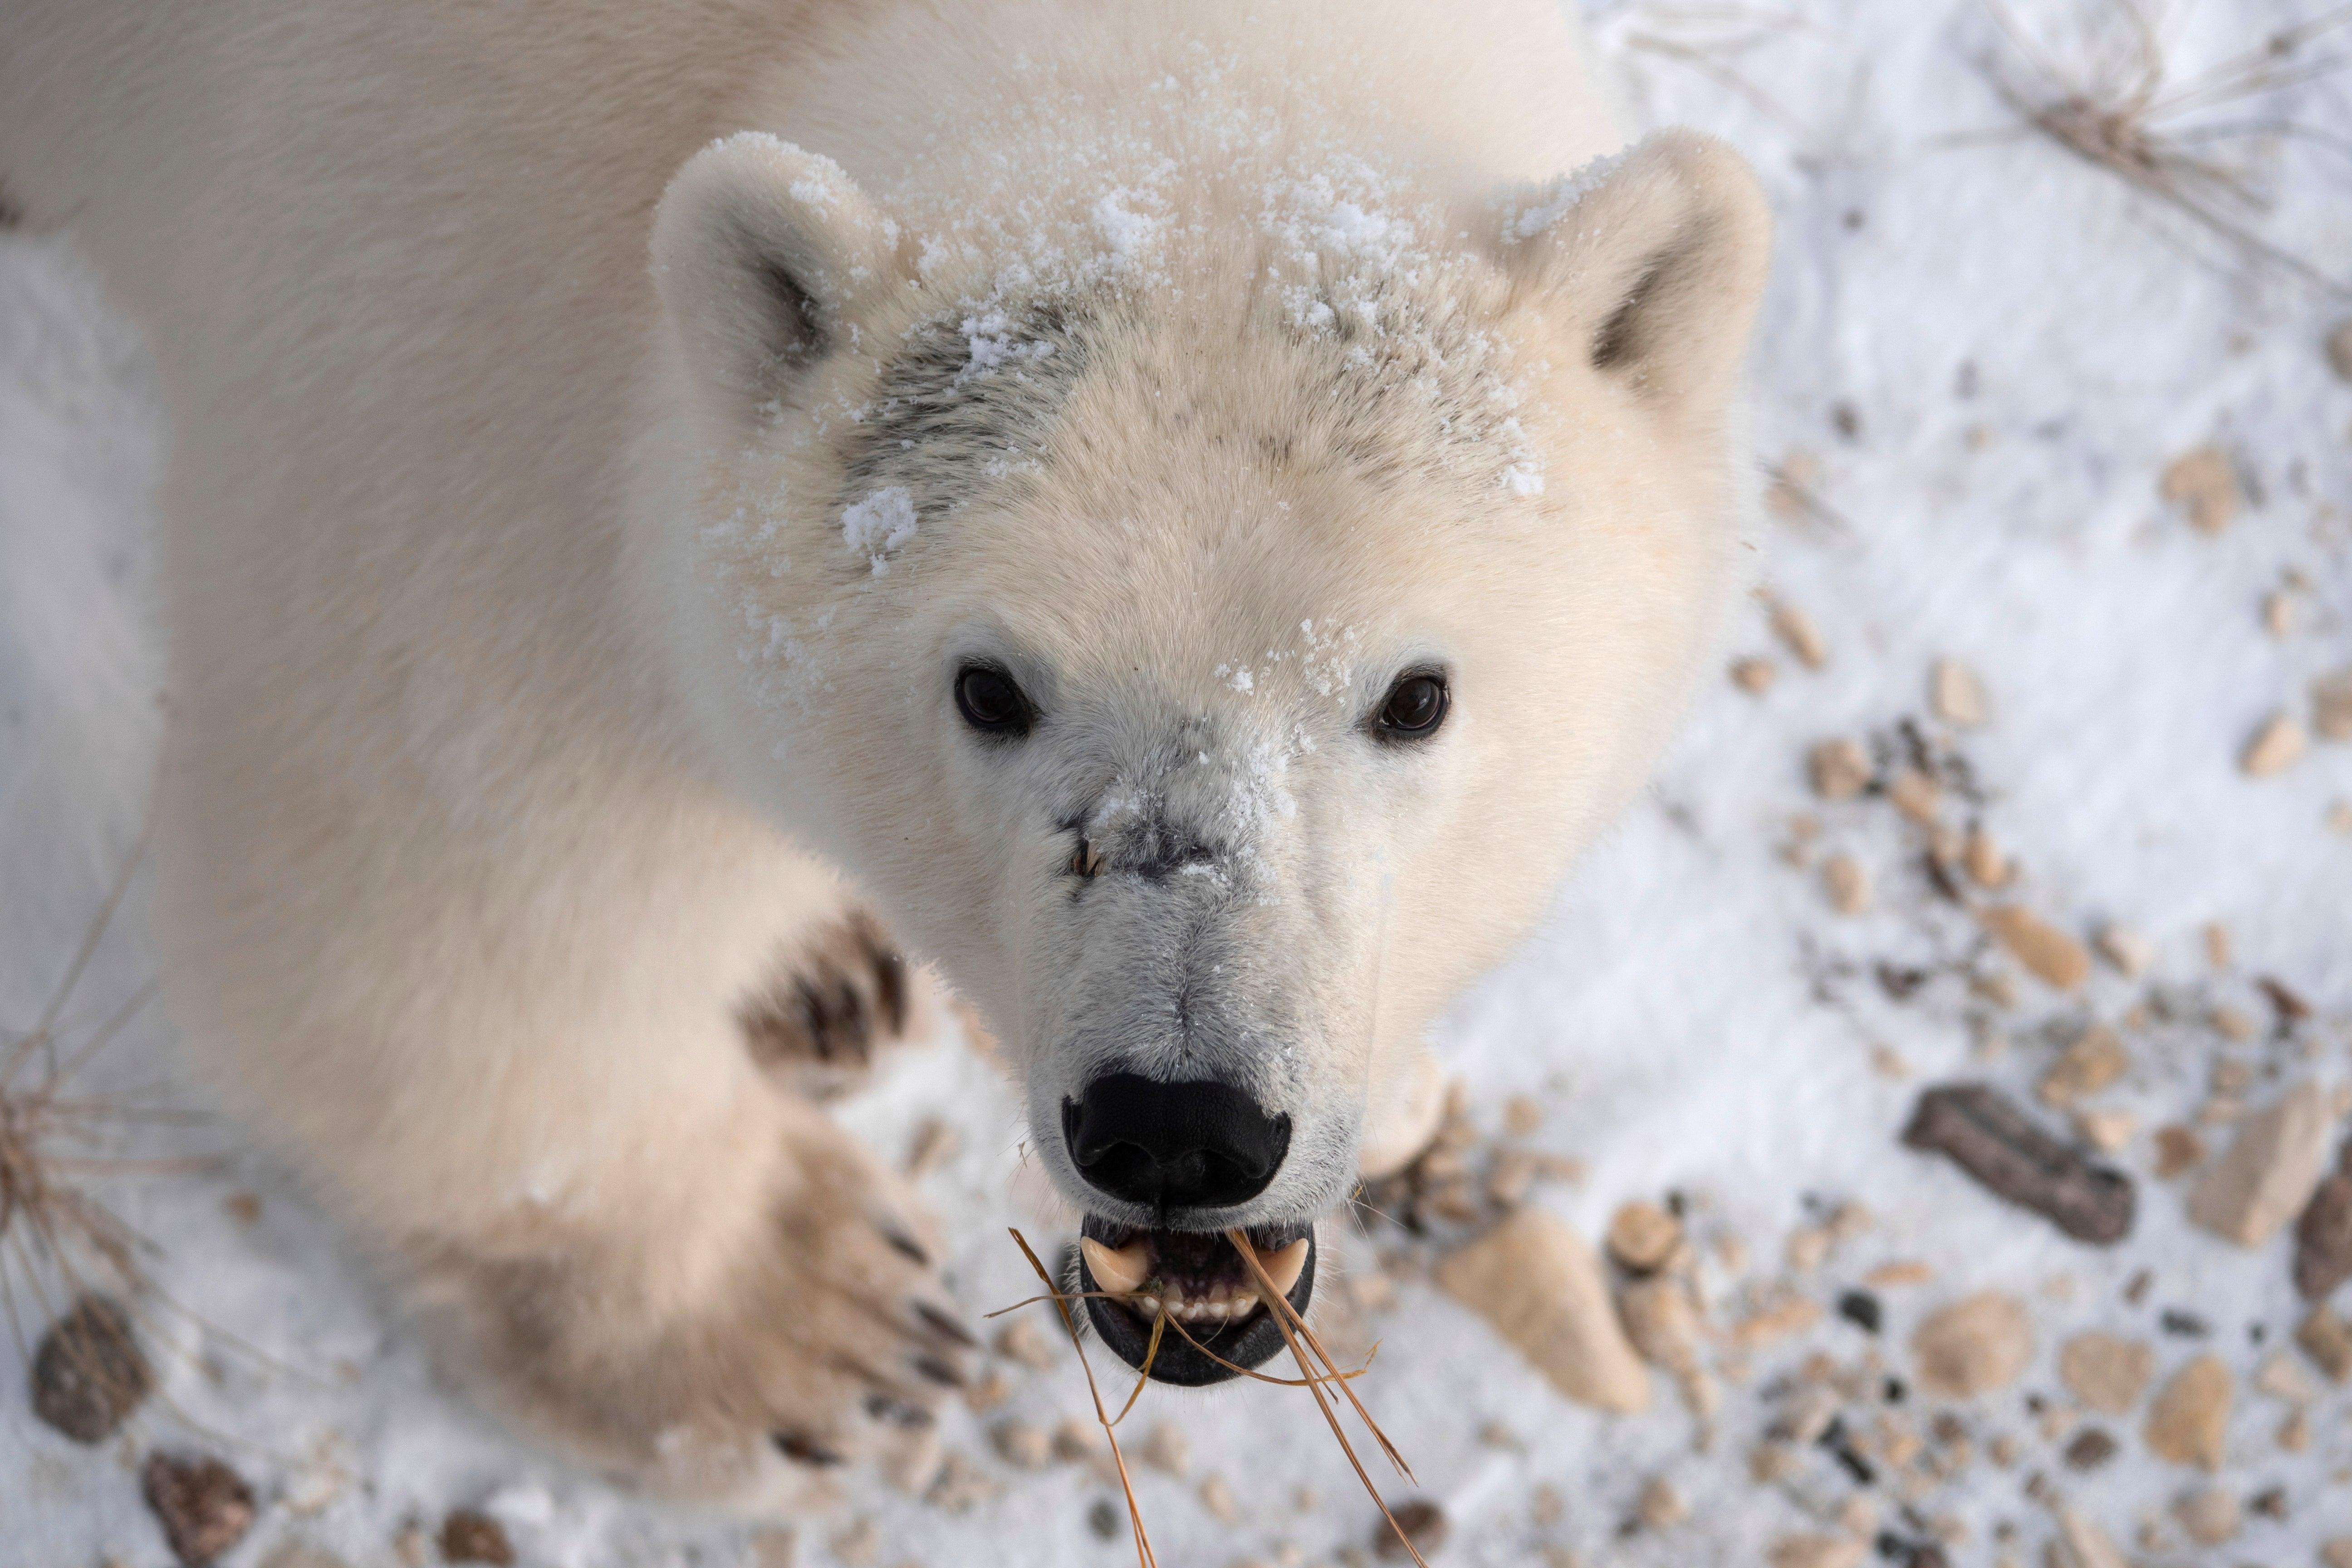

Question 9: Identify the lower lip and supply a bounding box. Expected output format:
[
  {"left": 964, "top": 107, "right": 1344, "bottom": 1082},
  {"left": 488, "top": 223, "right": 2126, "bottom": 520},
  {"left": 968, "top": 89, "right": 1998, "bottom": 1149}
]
[{"left": 1075, "top": 1230, "right": 1317, "bottom": 1387}]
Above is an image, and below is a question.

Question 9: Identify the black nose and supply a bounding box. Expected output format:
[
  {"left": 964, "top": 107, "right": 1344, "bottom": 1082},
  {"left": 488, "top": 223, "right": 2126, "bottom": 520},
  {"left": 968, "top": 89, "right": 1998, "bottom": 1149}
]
[{"left": 1062, "top": 1074, "right": 1291, "bottom": 1212}]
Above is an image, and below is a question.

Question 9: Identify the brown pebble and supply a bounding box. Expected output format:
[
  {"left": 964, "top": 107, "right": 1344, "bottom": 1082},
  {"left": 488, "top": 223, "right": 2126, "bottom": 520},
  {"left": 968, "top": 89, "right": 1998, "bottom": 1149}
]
[
  {"left": 2073, "top": 1109, "right": 2134, "bottom": 1153},
  {"left": 2186, "top": 1081, "right": 2337, "bottom": 1247},
  {"left": 2152, "top": 1125, "right": 2205, "bottom": 1178},
  {"left": 1767, "top": 1536, "right": 1867, "bottom": 1568},
  {"left": 961, "top": 1371, "right": 1010, "bottom": 1412},
  {"left": 1731, "top": 657, "right": 1777, "bottom": 694},
  {"left": 2093, "top": 926, "right": 2153, "bottom": 978},
  {"left": 2038, "top": 1024, "right": 2127, "bottom": 1109},
  {"left": 2058, "top": 1332, "right": 2153, "bottom": 1415},
  {"left": 989, "top": 1420, "right": 1050, "bottom": 1470},
  {"left": 994, "top": 1316, "right": 1058, "bottom": 1372},
  {"left": 1606, "top": 1201, "right": 1682, "bottom": 1273},
  {"left": 1864, "top": 1260, "right": 1934, "bottom": 1289},
  {"left": 31, "top": 1296, "right": 152, "bottom": 1445},
  {"left": 2279, "top": 1407, "right": 2312, "bottom": 1450},
  {"left": 2328, "top": 1542, "right": 2352, "bottom": 1568},
  {"left": 1138, "top": 1421, "right": 1189, "bottom": 1478},
  {"left": 2172, "top": 1488, "right": 2239, "bottom": 1546},
  {"left": 439, "top": 1512, "right": 515, "bottom": 1568},
  {"left": 1822, "top": 854, "right": 1870, "bottom": 915},
  {"left": 2314, "top": 669, "right": 2352, "bottom": 741},
  {"left": 1931, "top": 659, "right": 1989, "bottom": 727},
  {"left": 1962, "top": 828, "right": 2008, "bottom": 888},
  {"left": 2298, "top": 1303, "right": 2352, "bottom": 1383},
  {"left": 2293, "top": 1144, "right": 2352, "bottom": 1300},
  {"left": 2061, "top": 1427, "right": 2117, "bottom": 1471},
  {"left": 1373, "top": 1499, "right": 1447, "bottom": 1562},
  {"left": 2160, "top": 446, "right": 2238, "bottom": 534},
  {"left": 1771, "top": 600, "right": 1828, "bottom": 670},
  {"left": 143, "top": 1455, "right": 258, "bottom": 1568},
  {"left": 1808, "top": 738, "right": 1871, "bottom": 801},
  {"left": 2241, "top": 713, "right": 2308, "bottom": 777},
  {"left": 2202, "top": 921, "right": 2232, "bottom": 968},
  {"left": 2143, "top": 1355, "right": 2231, "bottom": 1470},
  {"left": 1500, "top": 1093, "right": 1544, "bottom": 1139},
  {"left": 1441, "top": 1208, "right": 1650, "bottom": 1413},
  {"left": 1911, "top": 1292, "right": 2032, "bottom": 1397},
  {"left": 2329, "top": 321, "right": 2352, "bottom": 380},
  {"left": 1887, "top": 769, "right": 1941, "bottom": 824},
  {"left": 1979, "top": 906, "right": 2089, "bottom": 990},
  {"left": 1635, "top": 1477, "right": 1686, "bottom": 1531},
  {"left": 1901, "top": 1083, "right": 2135, "bottom": 1244}
]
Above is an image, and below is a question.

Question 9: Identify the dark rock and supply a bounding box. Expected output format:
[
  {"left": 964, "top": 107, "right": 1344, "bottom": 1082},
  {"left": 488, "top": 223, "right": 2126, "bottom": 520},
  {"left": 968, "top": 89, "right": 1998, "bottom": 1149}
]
[
  {"left": 2061, "top": 1427, "right": 2117, "bottom": 1471},
  {"left": 439, "top": 1510, "right": 516, "bottom": 1566},
  {"left": 1087, "top": 1498, "right": 1121, "bottom": 1540},
  {"left": 31, "top": 1294, "right": 152, "bottom": 1443},
  {"left": 141, "top": 1452, "right": 256, "bottom": 1567},
  {"left": 1838, "top": 1290, "right": 1883, "bottom": 1334},
  {"left": 2160, "top": 1309, "right": 2211, "bottom": 1338},
  {"left": 2293, "top": 1143, "right": 2352, "bottom": 1301},
  {"left": 1900, "top": 1083, "right": 2134, "bottom": 1244},
  {"left": 1373, "top": 1498, "right": 1447, "bottom": 1562},
  {"left": 2248, "top": 1485, "right": 2287, "bottom": 1519}
]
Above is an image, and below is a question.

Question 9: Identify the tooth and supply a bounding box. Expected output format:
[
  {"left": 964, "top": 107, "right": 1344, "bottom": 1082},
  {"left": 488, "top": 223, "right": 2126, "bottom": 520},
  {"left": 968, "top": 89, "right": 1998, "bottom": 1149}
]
[
  {"left": 1256, "top": 1239, "right": 1310, "bottom": 1300},
  {"left": 1081, "top": 1237, "right": 1149, "bottom": 1296}
]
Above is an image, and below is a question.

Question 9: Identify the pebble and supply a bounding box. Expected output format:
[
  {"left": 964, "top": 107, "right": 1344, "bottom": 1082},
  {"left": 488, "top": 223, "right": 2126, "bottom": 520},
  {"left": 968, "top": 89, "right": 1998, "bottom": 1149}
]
[
  {"left": 1772, "top": 601, "right": 1828, "bottom": 670},
  {"left": 1050, "top": 1417, "right": 1102, "bottom": 1464},
  {"left": 2326, "top": 1541, "right": 2352, "bottom": 1568},
  {"left": 2185, "top": 1081, "right": 2339, "bottom": 1247},
  {"left": 438, "top": 1511, "right": 515, "bottom": 1568},
  {"left": 2297, "top": 1303, "right": 2352, "bottom": 1383},
  {"left": 989, "top": 1420, "right": 1050, "bottom": 1470},
  {"left": 1487, "top": 1147, "right": 1539, "bottom": 1205},
  {"left": 1618, "top": 1275, "right": 1703, "bottom": 1379},
  {"left": 1979, "top": 906, "right": 2089, "bottom": 990},
  {"left": 2058, "top": 1333, "right": 2152, "bottom": 1414},
  {"left": 1819, "top": 853, "right": 1872, "bottom": 915},
  {"left": 1963, "top": 827, "right": 2009, "bottom": 888},
  {"left": 2315, "top": 668, "right": 2352, "bottom": 741},
  {"left": 2152, "top": 1125, "right": 2205, "bottom": 1178},
  {"left": 2160, "top": 446, "right": 2238, "bottom": 534},
  {"left": 1788, "top": 1226, "right": 1832, "bottom": 1274},
  {"left": 1730, "top": 1297, "right": 1823, "bottom": 1348},
  {"left": 2330, "top": 321, "right": 2352, "bottom": 379},
  {"left": 1864, "top": 1260, "right": 1934, "bottom": 1289},
  {"left": 1634, "top": 1477, "right": 1686, "bottom": 1531},
  {"left": 2143, "top": 1355, "right": 2231, "bottom": 1470},
  {"left": 2061, "top": 1427, "right": 2116, "bottom": 1470},
  {"left": 30, "top": 1295, "right": 152, "bottom": 1444},
  {"left": 139, "top": 1455, "right": 257, "bottom": 1568},
  {"left": 2211, "top": 1004, "right": 2258, "bottom": 1042},
  {"left": 1138, "top": 1421, "right": 1189, "bottom": 1478},
  {"left": 2092, "top": 926, "right": 2152, "bottom": 978},
  {"left": 1198, "top": 1473, "right": 1240, "bottom": 1524},
  {"left": 1605, "top": 1200, "right": 1682, "bottom": 1273},
  {"left": 1767, "top": 1535, "right": 1867, "bottom": 1568},
  {"left": 994, "top": 1316, "right": 1058, "bottom": 1372},
  {"left": 1501, "top": 1094, "right": 1544, "bottom": 1138},
  {"left": 1887, "top": 769, "right": 1941, "bottom": 824},
  {"left": 1808, "top": 738, "right": 1872, "bottom": 800},
  {"left": 962, "top": 1370, "right": 1010, "bottom": 1412},
  {"left": 2241, "top": 712, "right": 2308, "bottom": 776},
  {"left": 2037, "top": 1025, "right": 2127, "bottom": 1109},
  {"left": 2293, "top": 1140, "right": 2352, "bottom": 1300},
  {"left": 2253, "top": 1349, "right": 2317, "bottom": 1406},
  {"left": 1911, "top": 1293, "right": 2033, "bottom": 1397},
  {"left": 2049, "top": 1507, "right": 2130, "bottom": 1568},
  {"left": 1901, "top": 1083, "right": 2135, "bottom": 1243},
  {"left": 1437, "top": 1208, "right": 1650, "bottom": 1413},
  {"left": 925, "top": 1450, "right": 1001, "bottom": 1513},
  {"left": 2072, "top": 1109, "right": 2134, "bottom": 1152},
  {"left": 2171, "top": 1488, "right": 2239, "bottom": 1545},
  {"left": 748, "top": 1530, "right": 795, "bottom": 1568},
  {"left": 1372, "top": 1499, "right": 1446, "bottom": 1563},
  {"left": 1931, "top": 659, "right": 1989, "bottom": 727},
  {"left": 1732, "top": 657, "right": 1777, "bottom": 694}
]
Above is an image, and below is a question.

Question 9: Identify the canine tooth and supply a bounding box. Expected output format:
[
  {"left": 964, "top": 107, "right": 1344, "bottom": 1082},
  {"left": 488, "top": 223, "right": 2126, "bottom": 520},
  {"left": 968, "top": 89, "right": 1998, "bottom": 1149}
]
[
  {"left": 1081, "top": 1236, "right": 1150, "bottom": 1296},
  {"left": 1256, "top": 1238, "right": 1311, "bottom": 1300}
]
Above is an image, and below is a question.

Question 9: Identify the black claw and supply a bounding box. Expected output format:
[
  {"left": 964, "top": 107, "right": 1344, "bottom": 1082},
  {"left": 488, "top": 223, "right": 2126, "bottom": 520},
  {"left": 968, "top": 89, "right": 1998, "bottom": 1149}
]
[
  {"left": 864, "top": 1392, "right": 936, "bottom": 1429},
  {"left": 915, "top": 1301, "right": 977, "bottom": 1347},
  {"left": 881, "top": 1226, "right": 930, "bottom": 1267},
  {"left": 774, "top": 1431, "right": 846, "bottom": 1466},
  {"left": 912, "top": 1353, "right": 967, "bottom": 1388}
]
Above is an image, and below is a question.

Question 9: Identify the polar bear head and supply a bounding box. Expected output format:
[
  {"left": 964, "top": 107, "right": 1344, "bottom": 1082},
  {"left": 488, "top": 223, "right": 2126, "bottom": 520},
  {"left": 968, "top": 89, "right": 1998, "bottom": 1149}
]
[{"left": 647, "top": 128, "right": 1768, "bottom": 1382}]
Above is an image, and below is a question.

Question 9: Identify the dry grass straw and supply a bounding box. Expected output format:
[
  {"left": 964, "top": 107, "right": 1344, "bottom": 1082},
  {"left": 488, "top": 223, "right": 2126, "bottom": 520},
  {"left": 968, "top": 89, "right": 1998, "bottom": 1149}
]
[
  {"left": 1, "top": 835, "right": 249, "bottom": 1437},
  {"left": 996, "top": 1227, "right": 1406, "bottom": 1568},
  {"left": 1969, "top": 0, "right": 2352, "bottom": 293}
]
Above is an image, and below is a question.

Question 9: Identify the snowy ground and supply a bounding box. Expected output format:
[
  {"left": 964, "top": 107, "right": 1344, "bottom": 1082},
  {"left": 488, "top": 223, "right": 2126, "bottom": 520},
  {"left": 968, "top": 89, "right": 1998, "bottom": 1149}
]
[{"left": 5, "top": 2, "right": 2350, "bottom": 1564}]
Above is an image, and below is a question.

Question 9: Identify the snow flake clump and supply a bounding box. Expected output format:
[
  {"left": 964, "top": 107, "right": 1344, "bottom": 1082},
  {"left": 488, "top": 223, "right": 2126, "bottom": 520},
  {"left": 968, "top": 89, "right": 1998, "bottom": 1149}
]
[
  {"left": 1503, "top": 147, "right": 1629, "bottom": 242},
  {"left": 1092, "top": 188, "right": 1162, "bottom": 266},
  {"left": 841, "top": 486, "right": 918, "bottom": 575},
  {"left": 958, "top": 311, "right": 1057, "bottom": 382}
]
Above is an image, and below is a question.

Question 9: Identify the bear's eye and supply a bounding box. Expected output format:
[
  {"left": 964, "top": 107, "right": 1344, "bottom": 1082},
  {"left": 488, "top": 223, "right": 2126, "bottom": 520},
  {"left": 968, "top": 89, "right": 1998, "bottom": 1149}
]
[
  {"left": 1374, "top": 671, "right": 1449, "bottom": 741},
  {"left": 955, "top": 666, "right": 1034, "bottom": 737}
]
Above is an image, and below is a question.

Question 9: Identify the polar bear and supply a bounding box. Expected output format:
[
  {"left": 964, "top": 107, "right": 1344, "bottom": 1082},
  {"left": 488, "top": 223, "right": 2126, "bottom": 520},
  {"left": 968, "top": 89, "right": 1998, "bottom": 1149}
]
[{"left": 2, "top": 0, "right": 1768, "bottom": 1509}]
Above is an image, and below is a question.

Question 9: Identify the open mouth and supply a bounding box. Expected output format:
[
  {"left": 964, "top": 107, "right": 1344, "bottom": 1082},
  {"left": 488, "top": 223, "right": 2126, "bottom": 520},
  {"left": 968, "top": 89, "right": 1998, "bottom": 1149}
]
[{"left": 1075, "top": 1217, "right": 1316, "bottom": 1386}]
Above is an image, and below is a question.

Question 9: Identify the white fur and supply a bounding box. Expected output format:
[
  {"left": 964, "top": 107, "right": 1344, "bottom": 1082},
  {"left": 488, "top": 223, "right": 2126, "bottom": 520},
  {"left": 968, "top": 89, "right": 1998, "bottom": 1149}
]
[{"left": 1, "top": 0, "right": 1768, "bottom": 1506}]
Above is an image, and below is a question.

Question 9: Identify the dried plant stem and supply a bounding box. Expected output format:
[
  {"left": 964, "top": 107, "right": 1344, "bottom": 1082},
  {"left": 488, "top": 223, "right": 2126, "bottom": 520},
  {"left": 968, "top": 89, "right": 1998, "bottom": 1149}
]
[
  {"left": 1008, "top": 1229, "right": 1155, "bottom": 1568},
  {"left": 1228, "top": 1231, "right": 1429, "bottom": 1568}
]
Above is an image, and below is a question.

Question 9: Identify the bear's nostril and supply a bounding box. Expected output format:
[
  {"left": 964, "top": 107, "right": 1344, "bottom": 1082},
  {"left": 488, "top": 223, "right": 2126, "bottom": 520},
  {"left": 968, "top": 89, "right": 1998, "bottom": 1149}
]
[{"left": 1062, "top": 1073, "right": 1290, "bottom": 1213}]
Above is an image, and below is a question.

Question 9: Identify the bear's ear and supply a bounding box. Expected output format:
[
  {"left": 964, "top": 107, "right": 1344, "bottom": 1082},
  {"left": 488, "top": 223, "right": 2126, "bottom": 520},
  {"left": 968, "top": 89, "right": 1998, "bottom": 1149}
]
[
  {"left": 1501, "top": 130, "right": 1771, "bottom": 423},
  {"left": 651, "top": 133, "right": 900, "bottom": 421}
]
